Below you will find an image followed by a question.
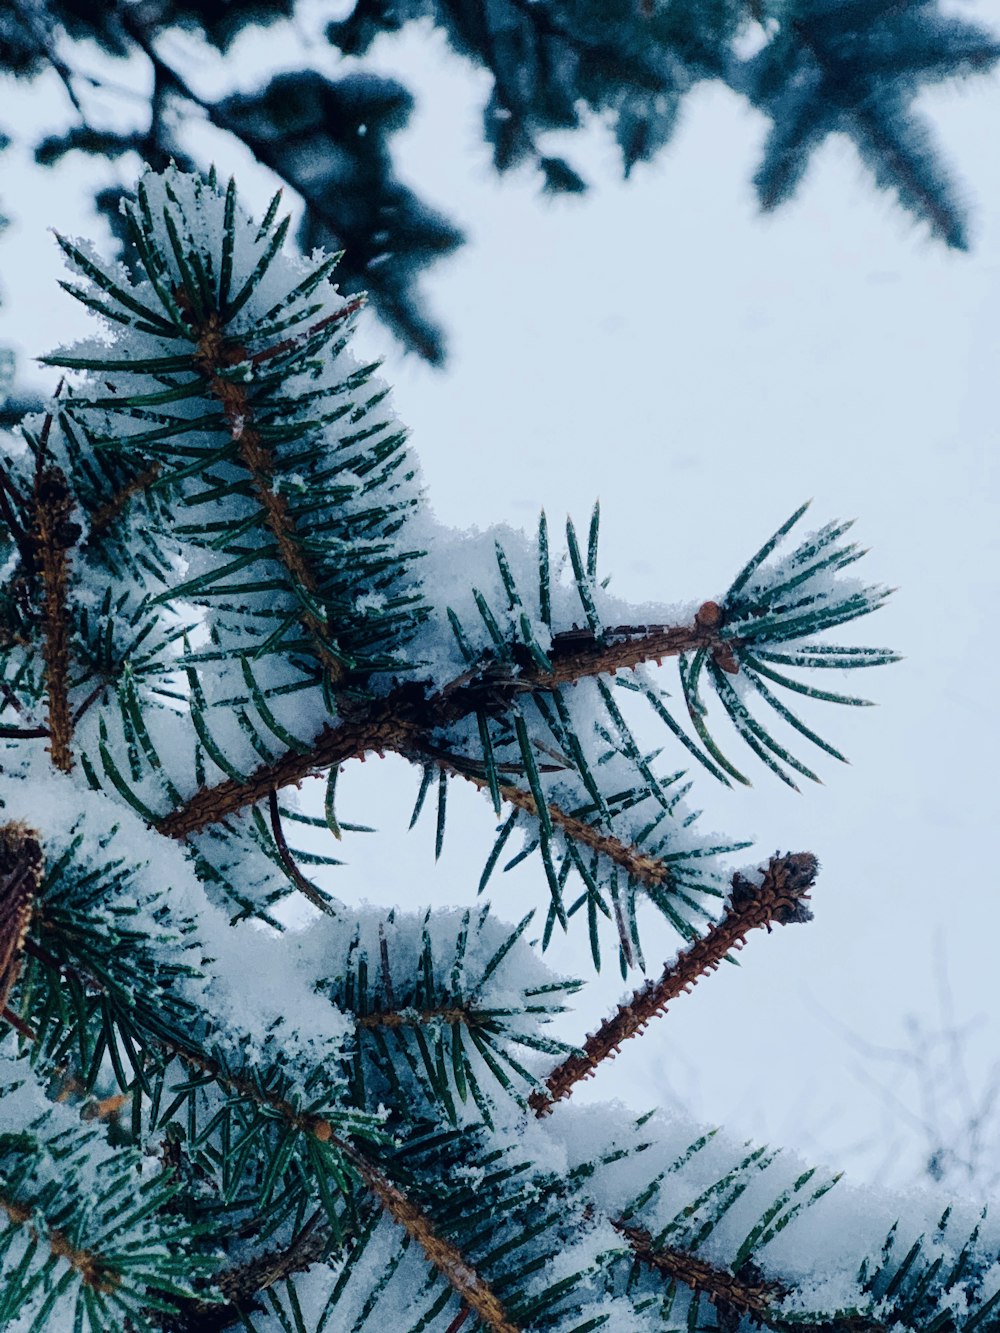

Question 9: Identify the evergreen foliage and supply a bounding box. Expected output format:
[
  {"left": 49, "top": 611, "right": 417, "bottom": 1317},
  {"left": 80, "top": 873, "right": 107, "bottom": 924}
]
[
  {"left": 0, "top": 0, "right": 998, "bottom": 372},
  {"left": 1, "top": 166, "right": 998, "bottom": 1333}
]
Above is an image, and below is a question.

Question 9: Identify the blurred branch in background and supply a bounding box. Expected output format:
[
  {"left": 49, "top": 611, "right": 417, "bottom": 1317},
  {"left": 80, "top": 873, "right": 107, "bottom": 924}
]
[
  {"left": 835, "top": 942, "right": 1000, "bottom": 1194},
  {"left": 0, "top": 0, "right": 998, "bottom": 388}
]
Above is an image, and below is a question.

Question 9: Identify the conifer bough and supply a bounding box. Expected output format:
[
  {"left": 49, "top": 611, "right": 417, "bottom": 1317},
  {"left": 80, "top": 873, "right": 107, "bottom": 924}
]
[{"left": 0, "top": 169, "right": 996, "bottom": 1333}]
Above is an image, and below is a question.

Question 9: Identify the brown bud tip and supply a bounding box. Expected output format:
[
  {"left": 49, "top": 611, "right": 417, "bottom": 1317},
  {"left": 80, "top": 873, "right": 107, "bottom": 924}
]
[
  {"left": 772, "top": 851, "right": 820, "bottom": 893},
  {"left": 312, "top": 1118, "right": 333, "bottom": 1142},
  {"left": 695, "top": 600, "right": 724, "bottom": 629},
  {"left": 730, "top": 852, "right": 819, "bottom": 926}
]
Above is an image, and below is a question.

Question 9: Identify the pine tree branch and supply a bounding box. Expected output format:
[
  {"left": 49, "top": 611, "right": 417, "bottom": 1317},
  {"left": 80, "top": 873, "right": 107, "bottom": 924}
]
[
  {"left": 616, "top": 1221, "right": 889, "bottom": 1331},
  {"left": 850, "top": 103, "right": 957, "bottom": 244},
  {"left": 0, "top": 826, "right": 853, "bottom": 1333},
  {"left": 166, "top": 1044, "right": 521, "bottom": 1332},
  {"left": 190, "top": 309, "right": 348, "bottom": 684},
  {"left": 70, "top": 300, "right": 366, "bottom": 539},
  {"left": 31, "top": 404, "right": 80, "bottom": 773},
  {"left": 158, "top": 701, "right": 423, "bottom": 838},
  {"left": 615, "top": 1221, "right": 785, "bottom": 1323},
  {"left": 5, "top": 956, "right": 521, "bottom": 1333},
  {"left": 341, "top": 1146, "right": 521, "bottom": 1333},
  {"left": 87, "top": 461, "right": 161, "bottom": 536},
  {"left": 529, "top": 853, "right": 817, "bottom": 1115},
  {"left": 0, "top": 1191, "right": 118, "bottom": 1293},
  {"left": 435, "top": 755, "right": 671, "bottom": 888},
  {"left": 178, "top": 1209, "right": 329, "bottom": 1330},
  {"left": 159, "top": 613, "right": 730, "bottom": 838}
]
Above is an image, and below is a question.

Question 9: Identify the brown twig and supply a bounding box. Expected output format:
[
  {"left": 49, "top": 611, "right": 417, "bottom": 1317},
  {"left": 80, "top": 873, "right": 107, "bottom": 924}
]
[
  {"left": 32, "top": 404, "right": 80, "bottom": 773},
  {"left": 618, "top": 1220, "right": 889, "bottom": 1331},
  {"left": 193, "top": 311, "right": 346, "bottom": 683},
  {"left": 474, "top": 771, "right": 670, "bottom": 888},
  {"left": 0, "top": 1192, "right": 118, "bottom": 1292},
  {"left": 356, "top": 1004, "right": 474, "bottom": 1030},
  {"left": 158, "top": 702, "right": 423, "bottom": 838},
  {"left": 220, "top": 1208, "right": 327, "bottom": 1302},
  {"left": 87, "top": 461, "right": 162, "bottom": 536},
  {"left": 341, "top": 1145, "right": 521, "bottom": 1333},
  {"left": 159, "top": 612, "right": 731, "bottom": 840},
  {"left": 179, "top": 1209, "right": 330, "bottom": 1329},
  {"left": 530, "top": 853, "right": 817, "bottom": 1115},
  {"left": 617, "top": 1221, "right": 785, "bottom": 1322}
]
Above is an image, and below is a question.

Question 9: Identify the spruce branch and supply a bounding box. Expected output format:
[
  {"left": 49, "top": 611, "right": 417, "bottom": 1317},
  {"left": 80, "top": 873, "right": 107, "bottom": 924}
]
[
  {"left": 5, "top": 927, "right": 519, "bottom": 1333},
  {"left": 45, "top": 293, "right": 365, "bottom": 541},
  {"left": 438, "top": 757, "right": 672, "bottom": 889},
  {"left": 159, "top": 613, "right": 730, "bottom": 838},
  {"left": 618, "top": 1219, "right": 892, "bottom": 1332},
  {"left": 0, "top": 1191, "right": 118, "bottom": 1293},
  {"left": 0, "top": 164, "right": 939, "bottom": 1332},
  {"left": 157, "top": 701, "right": 422, "bottom": 838},
  {"left": 190, "top": 310, "right": 347, "bottom": 685},
  {"left": 30, "top": 400, "right": 81, "bottom": 772},
  {"left": 172, "top": 1045, "right": 337, "bottom": 1144},
  {"left": 87, "top": 461, "right": 162, "bottom": 536},
  {"left": 530, "top": 853, "right": 818, "bottom": 1115},
  {"left": 616, "top": 1220, "right": 785, "bottom": 1324},
  {"left": 342, "top": 1146, "right": 521, "bottom": 1333},
  {"left": 166, "top": 1044, "right": 521, "bottom": 1331}
]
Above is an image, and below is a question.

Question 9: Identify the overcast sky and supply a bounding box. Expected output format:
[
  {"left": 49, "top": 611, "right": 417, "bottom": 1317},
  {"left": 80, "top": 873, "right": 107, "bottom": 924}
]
[{"left": 2, "top": 2, "right": 1000, "bottom": 1192}]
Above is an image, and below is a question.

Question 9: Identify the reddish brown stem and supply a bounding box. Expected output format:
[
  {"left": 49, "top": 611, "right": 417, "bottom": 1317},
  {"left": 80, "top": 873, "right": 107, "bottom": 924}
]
[
  {"left": 158, "top": 705, "right": 422, "bottom": 838},
  {"left": 159, "top": 613, "right": 731, "bottom": 840},
  {"left": 0, "top": 1193, "right": 118, "bottom": 1292},
  {"left": 530, "top": 854, "right": 818, "bottom": 1115},
  {"left": 194, "top": 312, "right": 346, "bottom": 683},
  {"left": 617, "top": 1221, "right": 785, "bottom": 1322},
  {"left": 33, "top": 456, "right": 78, "bottom": 772},
  {"left": 619, "top": 1220, "right": 889, "bottom": 1331}
]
